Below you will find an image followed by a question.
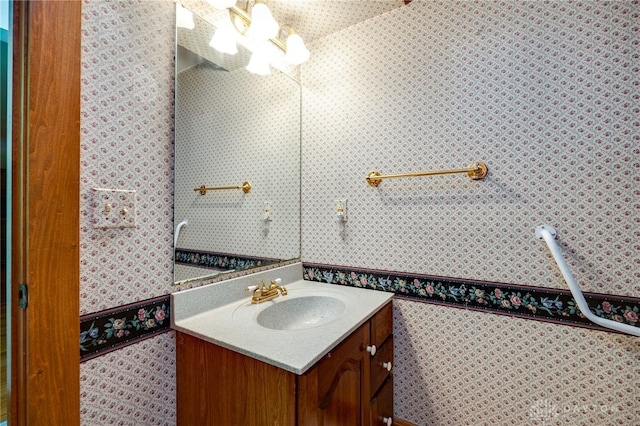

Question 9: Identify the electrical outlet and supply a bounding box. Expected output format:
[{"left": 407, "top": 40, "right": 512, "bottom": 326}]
[{"left": 92, "top": 188, "right": 137, "bottom": 229}]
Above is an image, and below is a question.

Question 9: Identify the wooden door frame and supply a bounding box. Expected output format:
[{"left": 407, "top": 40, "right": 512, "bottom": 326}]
[{"left": 11, "top": 1, "right": 81, "bottom": 424}]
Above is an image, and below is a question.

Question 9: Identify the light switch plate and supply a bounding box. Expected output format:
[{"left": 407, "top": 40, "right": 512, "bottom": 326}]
[
  {"left": 335, "top": 199, "right": 347, "bottom": 221},
  {"left": 263, "top": 201, "right": 272, "bottom": 220},
  {"left": 92, "top": 188, "right": 137, "bottom": 229}
]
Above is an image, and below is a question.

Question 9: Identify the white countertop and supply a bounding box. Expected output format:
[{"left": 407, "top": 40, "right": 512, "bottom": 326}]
[{"left": 171, "top": 263, "right": 393, "bottom": 374}]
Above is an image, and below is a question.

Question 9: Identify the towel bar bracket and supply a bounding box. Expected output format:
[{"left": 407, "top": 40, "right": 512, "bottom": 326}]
[{"left": 535, "top": 225, "right": 556, "bottom": 240}]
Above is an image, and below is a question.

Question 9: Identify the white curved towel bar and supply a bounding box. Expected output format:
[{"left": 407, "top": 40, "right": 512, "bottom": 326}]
[
  {"left": 174, "top": 219, "right": 189, "bottom": 249},
  {"left": 536, "top": 225, "right": 639, "bottom": 337}
]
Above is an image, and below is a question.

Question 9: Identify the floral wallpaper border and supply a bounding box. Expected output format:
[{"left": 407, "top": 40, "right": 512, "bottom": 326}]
[
  {"left": 80, "top": 295, "right": 171, "bottom": 362},
  {"left": 174, "top": 248, "right": 280, "bottom": 271},
  {"left": 302, "top": 263, "right": 640, "bottom": 334}
]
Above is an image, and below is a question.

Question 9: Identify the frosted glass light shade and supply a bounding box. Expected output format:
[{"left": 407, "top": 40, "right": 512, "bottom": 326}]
[
  {"left": 247, "top": 2, "right": 279, "bottom": 41},
  {"left": 206, "top": 0, "right": 237, "bottom": 9},
  {"left": 246, "top": 50, "right": 271, "bottom": 75},
  {"left": 209, "top": 24, "right": 238, "bottom": 55},
  {"left": 176, "top": 4, "right": 195, "bottom": 29},
  {"left": 285, "top": 33, "right": 310, "bottom": 65}
]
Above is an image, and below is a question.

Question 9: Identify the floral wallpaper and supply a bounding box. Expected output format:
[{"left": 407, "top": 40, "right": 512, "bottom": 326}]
[
  {"left": 303, "top": 263, "right": 640, "bottom": 333},
  {"left": 174, "top": 248, "right": 279, "bottom": 272},
  {"left": 80, "top": 296, "right": 171, "bottom": 362}
]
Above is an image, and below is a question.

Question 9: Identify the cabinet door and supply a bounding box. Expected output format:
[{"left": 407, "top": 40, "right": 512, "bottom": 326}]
[
  {"left": 176, "top": 332, "right": 296, "bottom": 425},
  {"left": 297, "top": 323, "right": 370, "bottom": 426}
]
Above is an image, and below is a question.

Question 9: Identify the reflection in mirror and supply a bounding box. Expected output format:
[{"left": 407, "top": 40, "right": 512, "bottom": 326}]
[{"left": 174, "top": 4, "right": 301, "bottom": 285}]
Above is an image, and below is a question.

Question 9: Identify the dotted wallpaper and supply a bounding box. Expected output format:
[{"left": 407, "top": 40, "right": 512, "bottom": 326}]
[
  {"left": 302, "top": 0, "right": 638, "bottom": 297},
  {"left": 301, "top": 1, "right": 640, "bottom": 425},
  {"left": 79, "top": 0, "right": 176, "bottom": 424},
  {"left": 80, "top": 0, "right": 175, "bottom": 314},
  {"left": 80, "top": 333, "right": 176, "bottom": 425},
  {"left": 393, "top": 299, "right": 640, "bottom": 425},
  {"left": 174, "top": 63, "right": 301, "bottom": 276}
]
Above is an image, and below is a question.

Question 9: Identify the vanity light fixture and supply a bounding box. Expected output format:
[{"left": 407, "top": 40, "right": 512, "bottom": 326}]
[{"left": 207, "top": 0, "right": 311, "bottom": 73}]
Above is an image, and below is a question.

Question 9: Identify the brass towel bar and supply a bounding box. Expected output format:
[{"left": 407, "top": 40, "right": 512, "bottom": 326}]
[
  {"left": 194, "top": 181, "right": 252, "bottom": 195},
  {"left": 366, "top": 162, "right": 488, "bottom": 187}
]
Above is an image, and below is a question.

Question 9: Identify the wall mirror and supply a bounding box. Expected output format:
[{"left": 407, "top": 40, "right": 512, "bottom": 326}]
[
  {"left": 173, "top": 1, "right": 410, "bottom": 285},
  {"left": 174, "top": 3, "right": 301, "bottom": 285}
]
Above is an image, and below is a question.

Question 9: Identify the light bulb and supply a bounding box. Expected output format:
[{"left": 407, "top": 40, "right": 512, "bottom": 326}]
[
  {"left": 247, "top": 2, "right": 279, "bottom": 41},
  {"left": 285, "top": 32, "right": 310, "bottom": 65},
  {"left": 246, "top": 50, "right": 271, "bottom": 75},
  {"left": 176, "top": 4, "right": 195, "bottom": 30},
  {"left": 209, "top": 22, "right": 238, "bottom": 55}
]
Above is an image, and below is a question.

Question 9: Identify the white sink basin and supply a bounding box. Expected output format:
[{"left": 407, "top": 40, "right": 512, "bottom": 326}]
[
  {"left": 232, "top": 288, "right": 350, "bottom": 331},
  {"left": 255, "top": 295, "right": 346, "bottom": 330},
  {"left": 171, "top": 263, "right": 394, "bottom": 374}
]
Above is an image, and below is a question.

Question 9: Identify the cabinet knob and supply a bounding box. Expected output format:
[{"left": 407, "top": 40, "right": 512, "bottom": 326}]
[
  {"left": 382, "top": 416, "right": 393, "bottom": 425},
  {"left": 366, "top": 345, "right": 377, "bottom": 356},
  {"left": 382, "top": 361, "right": 392, "bottom": 372}
]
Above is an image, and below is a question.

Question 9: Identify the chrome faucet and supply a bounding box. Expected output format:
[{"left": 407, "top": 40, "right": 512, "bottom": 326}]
[{"left": 246, "top": 278, "right": 287, "bottom": 304}]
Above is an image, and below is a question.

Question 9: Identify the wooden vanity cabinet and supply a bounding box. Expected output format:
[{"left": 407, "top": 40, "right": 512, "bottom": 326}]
[
  {"left": 176, "top": 301, "right": 393, "bottom": 425},
  {"left": 297, "top": 321, "right": 369, "bottom": 425},
  {"left": 176, "top": 333, "right": 297, "bottom": 425}
]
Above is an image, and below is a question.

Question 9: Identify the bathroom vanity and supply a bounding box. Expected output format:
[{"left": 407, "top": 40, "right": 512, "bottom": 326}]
[{"left": 171, "top": 263, "right": 394, "bottom": 425}]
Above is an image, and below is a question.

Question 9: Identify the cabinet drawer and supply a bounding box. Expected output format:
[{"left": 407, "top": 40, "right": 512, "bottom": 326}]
[
  {"left": 370, "top": 376, "right": 393, "bottom": 426},
  {"left": 370, "top": 302, "right": 393, "bottom": 348},
  {"left": 370, "top": 336, "right": 393, "bottom": 396}
]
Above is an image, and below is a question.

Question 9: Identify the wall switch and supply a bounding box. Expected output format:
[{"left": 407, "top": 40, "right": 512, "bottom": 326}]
[
  {"left": 92, "top": 188, "right": 137, "bottom": 229},
  {"left": 335, "top": 199, "right": 347, "bottom": 222},
  {"left": 263, "top": 201, "right": 272, "bottom": 221},
  {"left": 335, "top": 199, "right": 347, "bottom": 235}
]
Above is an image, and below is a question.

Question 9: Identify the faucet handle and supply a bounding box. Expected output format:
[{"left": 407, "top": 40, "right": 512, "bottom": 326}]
[
  {"left": 246, "top": 280, "right": 266, "bottom": 292},
  {"left": 271, "top": 278, "right": 282, "bottom": 286}
]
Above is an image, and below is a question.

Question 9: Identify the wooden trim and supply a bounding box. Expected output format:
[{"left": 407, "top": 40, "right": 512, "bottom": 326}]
[
  {"left": 11, "top": 1, "right": 81, "bottom": 424},
  {"left": 10, "top": 3, "right": 26, "bottom": 422}
]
